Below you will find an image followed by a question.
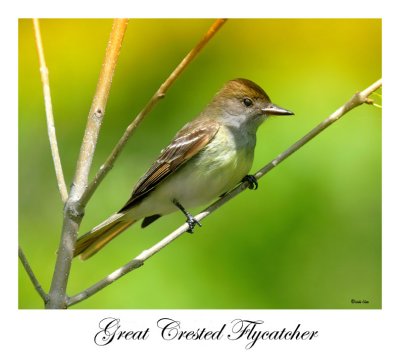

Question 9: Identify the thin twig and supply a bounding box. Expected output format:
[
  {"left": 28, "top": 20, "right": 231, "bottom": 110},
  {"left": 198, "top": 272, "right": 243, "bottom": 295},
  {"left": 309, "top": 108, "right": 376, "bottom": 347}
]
[
  {"left": 68, "top": 78, "right": 382, "bottom": 307},
  {"left": 253, "top": 79, "right": 383, "bottom": 177},
  {"left": 80, "top": 19, "right": 227, "bottom": 206},
  {"left": 33, "top": 19, "right": 68, "bottom": 203},
  {"left": 45, "top": 19, "right": 129, "bottom": 309},
  {"left": 19, "top": 246, "right": 48, "bottom": 303}
]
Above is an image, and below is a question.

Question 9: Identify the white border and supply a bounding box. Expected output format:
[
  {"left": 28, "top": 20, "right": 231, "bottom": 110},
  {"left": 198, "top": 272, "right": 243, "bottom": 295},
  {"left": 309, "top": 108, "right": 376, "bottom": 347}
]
[{"left": 4, "top": 0, "right": 400, "bottom": 362}]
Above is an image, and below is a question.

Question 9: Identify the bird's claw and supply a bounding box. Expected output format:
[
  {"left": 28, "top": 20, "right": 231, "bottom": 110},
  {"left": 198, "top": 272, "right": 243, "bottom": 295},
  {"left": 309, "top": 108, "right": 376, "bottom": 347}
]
[
  {"left": 186, "top": 214, "right": 202, "bottom": 233},
  {"left": 173, "top": 198, "right": 202, "bottom": 233},
  {"left": 242, "top": 175, "right": 258, "bottom": 190}
]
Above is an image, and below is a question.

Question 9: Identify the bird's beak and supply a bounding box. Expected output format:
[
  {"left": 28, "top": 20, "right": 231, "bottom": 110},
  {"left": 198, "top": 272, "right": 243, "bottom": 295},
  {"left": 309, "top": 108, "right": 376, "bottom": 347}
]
[{"left": 262, "top": 103, "right": 294, "bottom": 116}]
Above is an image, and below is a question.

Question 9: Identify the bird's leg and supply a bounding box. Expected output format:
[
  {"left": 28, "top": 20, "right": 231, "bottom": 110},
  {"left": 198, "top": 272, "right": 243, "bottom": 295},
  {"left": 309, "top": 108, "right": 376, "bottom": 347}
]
[
  {"left": 242, "top": 175, "right": 258, "bottom": 190},
  {"left": 173, "top": 199, "right": 202, "bottom": 233}
]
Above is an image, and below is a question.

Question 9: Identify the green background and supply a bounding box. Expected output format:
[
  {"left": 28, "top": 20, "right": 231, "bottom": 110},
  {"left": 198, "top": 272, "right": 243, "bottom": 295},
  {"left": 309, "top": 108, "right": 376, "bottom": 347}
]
[{"left": 18, "top": 19, "right": 381, "bottom": 309}]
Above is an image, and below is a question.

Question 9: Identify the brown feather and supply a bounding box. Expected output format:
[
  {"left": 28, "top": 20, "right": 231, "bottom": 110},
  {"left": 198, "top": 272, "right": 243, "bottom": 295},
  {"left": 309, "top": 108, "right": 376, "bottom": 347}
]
[
  {"left": 76, "top": 218, "right": 136, "bottom": 260},
  {"left": 119, "top": 119, "right": 220, "bottom": 212}
]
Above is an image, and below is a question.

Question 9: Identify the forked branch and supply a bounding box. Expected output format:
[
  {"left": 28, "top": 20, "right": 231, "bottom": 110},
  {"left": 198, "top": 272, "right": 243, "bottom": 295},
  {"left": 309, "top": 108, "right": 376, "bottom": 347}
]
[
  {"left": 45, "top": 19, "right": 129, "bottom": 309},
  {"left": 24, "top": 19, "right": 227, "bottom": 308}
]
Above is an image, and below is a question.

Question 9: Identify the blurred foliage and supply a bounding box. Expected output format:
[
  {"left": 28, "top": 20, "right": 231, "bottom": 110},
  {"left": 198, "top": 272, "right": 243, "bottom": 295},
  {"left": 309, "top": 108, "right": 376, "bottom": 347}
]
[{"left": 18, "top": 19, "right": 381, "bottom": 309}]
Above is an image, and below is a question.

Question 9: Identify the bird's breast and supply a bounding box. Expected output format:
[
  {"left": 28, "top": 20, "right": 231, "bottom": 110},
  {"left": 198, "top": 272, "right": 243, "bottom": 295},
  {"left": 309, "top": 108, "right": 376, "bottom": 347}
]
[
  {"left": 173, "top": 126, "right": 255, "bottom": 206},
  {"left": 130, "top": 126, "right": 256, "bottom": 218}
]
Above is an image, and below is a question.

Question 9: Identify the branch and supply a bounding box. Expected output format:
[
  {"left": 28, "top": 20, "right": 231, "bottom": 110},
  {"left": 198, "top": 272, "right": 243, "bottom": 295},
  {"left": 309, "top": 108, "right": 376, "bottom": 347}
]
[
  {"left": 70, "top": 18, "right": 129, "bottom": 204},
  {"left": 18, "top": 246, "right": 48, "bottom": 303},
  {"left": 67, "top": 78, "right": 382, "bottom": 307},
  {"left": 33, "top": 19, "right": 68, "bottom": 203},
  {"left": 254, "top": 78, "right": 383, "bottom": 177},
  {"left": 45, "top": 19, "right": 129, "bottom": 309},
  {"left": 80, "top": 18, "right": 227, "bottom": 206}
]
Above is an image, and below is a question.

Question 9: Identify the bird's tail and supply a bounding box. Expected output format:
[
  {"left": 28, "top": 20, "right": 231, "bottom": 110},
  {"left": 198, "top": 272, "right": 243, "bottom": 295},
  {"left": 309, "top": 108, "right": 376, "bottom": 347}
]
[{"left": 74, "top": 213, "right": 136, "bottom": 260}]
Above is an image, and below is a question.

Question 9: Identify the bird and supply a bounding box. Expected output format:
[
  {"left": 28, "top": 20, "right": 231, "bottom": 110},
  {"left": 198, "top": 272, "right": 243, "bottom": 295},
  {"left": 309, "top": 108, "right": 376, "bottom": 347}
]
[{"left": 74, "top": 78, "right": 294, "bottom": 260}]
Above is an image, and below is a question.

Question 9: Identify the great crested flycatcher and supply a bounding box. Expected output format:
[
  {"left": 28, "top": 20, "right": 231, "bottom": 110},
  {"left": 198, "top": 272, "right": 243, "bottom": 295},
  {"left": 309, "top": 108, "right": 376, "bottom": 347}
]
[{"left": 74, "top": 78, "right": 294, "bottom": 260}]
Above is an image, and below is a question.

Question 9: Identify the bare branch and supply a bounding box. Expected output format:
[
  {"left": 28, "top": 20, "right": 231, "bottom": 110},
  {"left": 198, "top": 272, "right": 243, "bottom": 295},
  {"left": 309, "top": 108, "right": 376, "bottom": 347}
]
[
  {"left": 70, "top": 18, "right": 129, "bottom": 204},
  {"left": 33, "top": 19, "right": 68, "bottom": 203},
  {"left": 45, "top": 19, "right": 129, "bottom": 309},
  {"left": 67, "top": 78, "right": 382, "bottom": 307},
  {"left": 254, "top": 79, "right": 383, "bottom": 178},
  {"left": 80, "top": 19, "right": 227, "bottom": 206},
  {"left": 18, "top": 246, "right": 48, "bottom": 303},
  {"left": 67, "top": 259, "right": 143, "bottom": 306}
]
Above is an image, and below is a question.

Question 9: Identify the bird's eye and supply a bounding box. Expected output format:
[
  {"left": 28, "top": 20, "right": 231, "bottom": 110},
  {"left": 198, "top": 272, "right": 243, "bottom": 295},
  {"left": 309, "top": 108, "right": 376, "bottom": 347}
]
[{"left": 243, "top": 98, "right": 253, "bottom": 107}]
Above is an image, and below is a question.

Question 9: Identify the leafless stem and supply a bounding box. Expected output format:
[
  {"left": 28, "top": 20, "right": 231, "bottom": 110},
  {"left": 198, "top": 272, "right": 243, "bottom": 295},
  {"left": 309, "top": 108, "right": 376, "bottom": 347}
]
[
  {"left": 45, "top": 19, "right": 129, "bottom": 309},
  {"left": 67, "top": 78, "right": 381, "bottom": 307},
  {"left": 254, "top": 78, "right": 383, "bottom": 177},
  {"left": 19, "top": 246, "right": 48, "bottom": 303},
  {"left": 80, "top": 19, "right": 227, "bottom": 206},
  {"left": 33, "top": 19, "right": 68, "bottom": 203},
  {"left": 70, "top": 19, "right": 129, "bottom": 204}
]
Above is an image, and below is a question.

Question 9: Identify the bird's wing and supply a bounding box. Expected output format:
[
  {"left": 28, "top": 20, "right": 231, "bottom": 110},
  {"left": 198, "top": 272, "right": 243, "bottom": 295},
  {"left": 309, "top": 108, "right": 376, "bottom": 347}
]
[{"left": 118, "top": 119, "right": 220, "bottom": 212}]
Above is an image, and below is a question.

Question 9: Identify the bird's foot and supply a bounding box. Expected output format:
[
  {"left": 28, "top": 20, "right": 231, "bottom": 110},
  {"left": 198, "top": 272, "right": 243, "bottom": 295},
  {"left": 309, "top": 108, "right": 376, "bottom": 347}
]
[
  {"left": 242, "top": 175, "right": 258, "bottom": 190},
  {"left": 186, "top": 214, "right": 202, "bottom": 234},
  {"left": 173, "top": 198, "right": 202, "bottom": 234}
]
